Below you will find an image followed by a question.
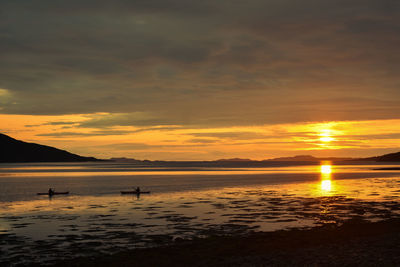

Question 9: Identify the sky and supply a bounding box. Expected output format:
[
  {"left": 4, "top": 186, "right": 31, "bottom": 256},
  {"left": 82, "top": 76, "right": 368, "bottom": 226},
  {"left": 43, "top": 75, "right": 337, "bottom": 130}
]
[{"left": 1, "top": 0, "right": 400, "bottom": 160}]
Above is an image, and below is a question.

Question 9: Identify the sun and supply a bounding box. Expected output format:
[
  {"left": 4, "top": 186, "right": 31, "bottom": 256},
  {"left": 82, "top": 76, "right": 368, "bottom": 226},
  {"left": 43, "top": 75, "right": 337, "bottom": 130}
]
[
  {"left": 319, "top": 136, "right": 334, "bottom": 142},
  {"left": 319, "top": 129, "right": 335, "bottom": 143}
]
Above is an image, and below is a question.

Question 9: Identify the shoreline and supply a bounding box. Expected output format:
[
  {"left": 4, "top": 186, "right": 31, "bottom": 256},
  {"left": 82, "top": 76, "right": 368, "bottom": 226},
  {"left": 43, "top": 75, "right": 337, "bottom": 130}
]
[{"left": 54, "top": 218, "right": 400, "bottom": 267}]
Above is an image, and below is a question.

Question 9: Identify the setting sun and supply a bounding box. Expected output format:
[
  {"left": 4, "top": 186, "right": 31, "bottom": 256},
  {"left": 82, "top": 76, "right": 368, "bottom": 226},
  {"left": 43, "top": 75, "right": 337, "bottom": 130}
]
[
  {"left": 319, "top": 129, "right": 335, "bottom": 143},
  {"left": 320, "top": 164, "right": 332, "bottom": 175},
  {"left": 319, "top": 136, "right": 334, "bottom": 142}
]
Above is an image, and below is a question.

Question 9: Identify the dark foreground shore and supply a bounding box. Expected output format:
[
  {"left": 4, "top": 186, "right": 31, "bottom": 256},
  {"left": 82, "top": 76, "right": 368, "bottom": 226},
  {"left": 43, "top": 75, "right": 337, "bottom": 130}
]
[{"left": 52, "top": 218, "right": 400, "bottom": 267}]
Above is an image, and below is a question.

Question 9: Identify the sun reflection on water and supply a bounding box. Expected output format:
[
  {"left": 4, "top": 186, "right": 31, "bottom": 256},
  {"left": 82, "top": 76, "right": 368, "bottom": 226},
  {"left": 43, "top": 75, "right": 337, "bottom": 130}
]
[
  {"left": 320, "top": 163, "right": 333, "bottom": 193},
  {"left": 321, "top": 179, "right": 332, "bottom": 191}
]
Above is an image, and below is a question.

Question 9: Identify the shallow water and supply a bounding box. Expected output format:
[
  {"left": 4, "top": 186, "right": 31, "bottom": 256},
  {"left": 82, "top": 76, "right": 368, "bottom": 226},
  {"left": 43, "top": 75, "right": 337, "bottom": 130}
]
[
  {"left": 1, "top": 162, "right": 400, "bottom": 202},
  {"left": 1, "top": 162, "right": 400, "bottom": 265}
]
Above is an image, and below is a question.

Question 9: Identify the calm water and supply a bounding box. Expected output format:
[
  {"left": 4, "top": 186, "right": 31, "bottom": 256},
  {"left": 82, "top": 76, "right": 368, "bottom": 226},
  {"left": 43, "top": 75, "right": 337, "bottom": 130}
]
[
  {"left": 1, "top": 162, "right": 400, "bottom": 202},
  {"left": 1, "top": 162, "right": 400, "bottom": 265}
]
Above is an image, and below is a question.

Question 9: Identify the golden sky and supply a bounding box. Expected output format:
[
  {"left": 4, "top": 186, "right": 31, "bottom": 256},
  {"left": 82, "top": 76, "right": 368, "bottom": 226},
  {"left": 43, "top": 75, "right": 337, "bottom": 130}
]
[{"left": 1, "top": 113, "right": 399, "bottom": 160}]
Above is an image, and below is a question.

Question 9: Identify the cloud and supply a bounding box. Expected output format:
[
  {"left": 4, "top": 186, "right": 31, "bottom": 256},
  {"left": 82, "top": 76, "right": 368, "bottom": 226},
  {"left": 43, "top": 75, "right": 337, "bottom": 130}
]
[
  {"left": 26, "top": 121, "right": 79, "bottom": 127},
  {"left": 0, "top": 0, "right": 399, "bottom": 127},
  {"left": 95, "top": 142, "right": 209, "bottom": 151},
  {"left": 0, "top": 88, "right": 10, "bottom": 97},
  {"left": 0, "top": 88, "right": 12, "bottom": 104},
  {"left": 188, "top": 132, "right": 270, "bottom": 140},
  {"left": 341, "top": 133, "right": 400, "bottom": 140},
  {"left": 44, "top": 121, "right": 79, "bottom": 126},
  {"left": 36, "top": 130, "right": 133, "bottom": 137},
  {"left": 188, "top": 138, "right": 219, "bottom": 144},
  {"left": 76, "top": 113, "right": 160, "bottom": 128}
]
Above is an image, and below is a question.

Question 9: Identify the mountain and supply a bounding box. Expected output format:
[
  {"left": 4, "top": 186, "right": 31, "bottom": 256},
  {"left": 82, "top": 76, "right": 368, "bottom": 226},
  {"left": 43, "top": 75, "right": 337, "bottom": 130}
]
[
  {"left": 108, "top": 155, "right": 355, "bottom": 167},
  {"left": 109, "top": 157, "right": 145, "bottom": 163},
  {"left": 266, "top": 155, "right": 354, "bottom": 162},
  {"left": 216, "top": 158, "right": 252, "bottom": 162},
  {"left": 267, "top": 155, "right": 319, "bottom": 161},
  {"left": 0, "top": 133, "right": 98, "bottom": 163},
  {"left": 109, "top": 152, "right": 400, "bottom": 165},
  {"left": 360, "top": 151, "right": 400, "bottom": 162}
]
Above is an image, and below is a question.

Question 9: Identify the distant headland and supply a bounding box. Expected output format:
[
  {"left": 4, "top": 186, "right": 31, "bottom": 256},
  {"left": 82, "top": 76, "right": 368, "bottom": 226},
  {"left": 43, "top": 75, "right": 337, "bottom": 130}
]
[
  {"left": 0, "top": 133, "right": 99, "bottom": 163},
  {"left": 1, "top": 133, "right": 400, "bottom": 164}
]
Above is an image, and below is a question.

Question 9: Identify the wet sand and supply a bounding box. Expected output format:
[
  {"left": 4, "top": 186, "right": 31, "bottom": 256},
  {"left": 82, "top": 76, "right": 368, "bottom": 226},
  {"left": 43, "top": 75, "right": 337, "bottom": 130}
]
[{"left": 56, "top": 218, "right": 400, "bottom": 267}]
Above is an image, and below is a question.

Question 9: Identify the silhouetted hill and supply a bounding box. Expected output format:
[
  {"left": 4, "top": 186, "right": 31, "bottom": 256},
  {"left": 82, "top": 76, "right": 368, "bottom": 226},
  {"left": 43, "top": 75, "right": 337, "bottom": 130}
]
[
  {"left": 360, "top": 151, "right": 400, "bottom": 162},
  {"left": 267, "top": 155, "right": 354, "bottom": 162},
  {"left": 109, "top": 152, "right": 400, "bottom": 167},
  {"left": 216, "top": 158, "right": 252, "bottom": 162},
  {"left": 109, "top": 156, "right": 347, "bottom": 168},
  {"left": 267, "top": 155, "right": 319, "bottom": 161},
  {"left": 0, "top": 133, "right": 99, "bottom": 163},
  {"left": 109, "top": 157, "right": 144, "bottom": 163}
]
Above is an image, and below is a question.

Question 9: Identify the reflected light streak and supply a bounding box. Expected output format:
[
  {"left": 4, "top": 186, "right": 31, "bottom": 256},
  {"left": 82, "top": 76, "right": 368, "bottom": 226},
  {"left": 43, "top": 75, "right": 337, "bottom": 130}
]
[
  {"left": 320, "top": 163, "right": 333, "bottom": 192},
  {"left": 321, "top": 179, "right": 332, "bottom": 191}
]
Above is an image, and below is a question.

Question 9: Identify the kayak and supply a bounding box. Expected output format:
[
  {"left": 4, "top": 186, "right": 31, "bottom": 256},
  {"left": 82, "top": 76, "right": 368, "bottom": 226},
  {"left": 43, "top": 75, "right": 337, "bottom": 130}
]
[
  {"left": 120, "top": 191, "right": 150, "bottom": 194},
  {"left": 37, "top": 192, "right": 69, "bottom": 196}
]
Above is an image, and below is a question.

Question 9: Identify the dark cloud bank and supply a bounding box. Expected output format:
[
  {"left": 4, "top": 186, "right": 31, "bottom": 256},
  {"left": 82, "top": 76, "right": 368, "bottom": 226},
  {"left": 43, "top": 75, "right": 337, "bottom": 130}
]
[{"left": 1, "top": 0, "right": 399, "bottom": 127}]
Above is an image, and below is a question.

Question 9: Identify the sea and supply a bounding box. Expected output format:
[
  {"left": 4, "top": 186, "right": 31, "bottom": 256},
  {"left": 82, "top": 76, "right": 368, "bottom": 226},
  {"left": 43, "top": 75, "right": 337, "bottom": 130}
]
[{"left": 1, "top": 161, "right": 400, "bottom": 265}]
